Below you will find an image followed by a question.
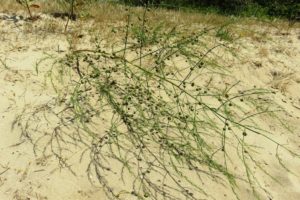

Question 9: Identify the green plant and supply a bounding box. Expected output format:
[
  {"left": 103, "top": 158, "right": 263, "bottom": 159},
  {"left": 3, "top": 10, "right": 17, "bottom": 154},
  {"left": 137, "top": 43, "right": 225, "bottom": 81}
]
[
  {"left": 130, "top": 11, "right": 166, "bottom": 46},
  {"left": 216, "top": 26, "right": 233, "bottom": 42},
  {"left": 14, "top": 7, "right": 300, "bottom": 200},
  {"left": 119, "top": 0, "right": 299, "bottom": 19}
]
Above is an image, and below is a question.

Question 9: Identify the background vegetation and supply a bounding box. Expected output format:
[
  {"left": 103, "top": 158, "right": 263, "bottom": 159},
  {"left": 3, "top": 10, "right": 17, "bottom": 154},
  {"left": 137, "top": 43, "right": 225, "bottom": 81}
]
[{"left": 119, "top": 0, "right": 300, "bottom": 19}]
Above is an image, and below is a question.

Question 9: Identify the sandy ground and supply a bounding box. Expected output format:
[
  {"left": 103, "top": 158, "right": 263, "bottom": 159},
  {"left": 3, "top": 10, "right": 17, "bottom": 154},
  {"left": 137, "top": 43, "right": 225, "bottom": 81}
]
[
  {"left": 0, "top": 13, "right": 106, "bottom": 200},
  {"left": 0, "top": 10, "right": 300, "bottom": 200}
]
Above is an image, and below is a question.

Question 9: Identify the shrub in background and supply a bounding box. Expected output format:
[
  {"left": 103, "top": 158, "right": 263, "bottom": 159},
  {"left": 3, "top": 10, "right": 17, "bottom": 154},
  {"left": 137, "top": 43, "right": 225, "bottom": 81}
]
[{"left": 118, "top": 0, "right": 299, "bottom": 19}]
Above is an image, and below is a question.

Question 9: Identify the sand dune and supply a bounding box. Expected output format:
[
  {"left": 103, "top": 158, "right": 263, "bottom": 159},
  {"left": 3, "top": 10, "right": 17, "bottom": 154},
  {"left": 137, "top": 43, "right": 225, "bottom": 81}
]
[{"left": 1, "top": 8, "right": 300, "bottom": 200}]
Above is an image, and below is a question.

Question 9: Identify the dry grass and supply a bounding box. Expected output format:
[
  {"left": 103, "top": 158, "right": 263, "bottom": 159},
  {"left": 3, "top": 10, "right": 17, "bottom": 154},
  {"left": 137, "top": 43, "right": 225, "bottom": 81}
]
[
  {"left": 258, "top": 47, "right": 269, "bottom": 58},
  {"left": 1, "top": 0, "right": 299, "bottom": 32}
]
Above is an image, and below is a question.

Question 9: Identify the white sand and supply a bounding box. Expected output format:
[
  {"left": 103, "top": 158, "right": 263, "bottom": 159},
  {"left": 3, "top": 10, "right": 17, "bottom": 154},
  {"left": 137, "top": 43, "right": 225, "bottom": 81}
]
[{"left": 1, "top": 11, "right": 300, "bottom": 200}]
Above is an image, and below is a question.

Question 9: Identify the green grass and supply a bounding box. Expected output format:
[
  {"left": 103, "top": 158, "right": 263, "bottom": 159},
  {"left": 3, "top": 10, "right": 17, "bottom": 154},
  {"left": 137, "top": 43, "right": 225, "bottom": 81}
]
[{"left": 119, "top": 0, "right": 300, "bottom": 20}]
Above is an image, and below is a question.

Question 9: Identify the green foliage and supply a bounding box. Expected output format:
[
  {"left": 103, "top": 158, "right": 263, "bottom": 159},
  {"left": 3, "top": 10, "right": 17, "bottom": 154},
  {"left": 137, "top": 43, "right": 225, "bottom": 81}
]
[
  {"left": 118, "top": 0, "right": 300, "bottom": 19},
  {"left": 216, "top": 26, "right": 233, "bottom": 42},
  {"left": 131, "top": 21, "right": 164, "bottom": 45}
]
